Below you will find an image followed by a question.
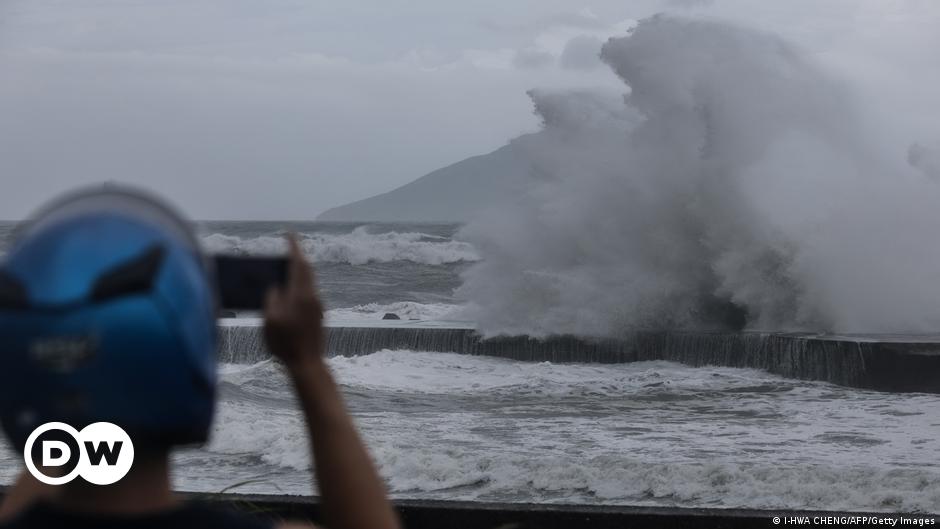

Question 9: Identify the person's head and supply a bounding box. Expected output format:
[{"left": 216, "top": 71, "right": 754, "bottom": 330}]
[{"left": 0, "top": 185, "right": 217, "bottom": 461}]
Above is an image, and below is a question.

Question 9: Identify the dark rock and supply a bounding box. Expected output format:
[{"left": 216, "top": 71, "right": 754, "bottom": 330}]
[{"left": 382, "top": 313, "right": 401, "bottom": 320}]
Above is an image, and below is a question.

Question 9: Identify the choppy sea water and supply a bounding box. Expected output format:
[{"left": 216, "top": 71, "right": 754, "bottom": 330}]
[
  {"left": 0, "top": 221, "right": 939, "bottom": 512},
  {"left": 167, "top": 351, "right": 940, "bottom": 512}
]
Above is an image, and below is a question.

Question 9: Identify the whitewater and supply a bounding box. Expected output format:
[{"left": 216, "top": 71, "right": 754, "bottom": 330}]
[
  {"left": 3, "top": 348, "right": 936, "bottom": 511},
  {"left": 171, "top": 353, "right": 940, "bottom": 510},
  {"left": 202, "top": 226, "right": 478, "bottom": 266}
]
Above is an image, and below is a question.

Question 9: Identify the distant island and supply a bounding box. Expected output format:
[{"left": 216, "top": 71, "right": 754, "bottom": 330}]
[{"left": 317, "top": 136, "right": 535, "bottom": 222}]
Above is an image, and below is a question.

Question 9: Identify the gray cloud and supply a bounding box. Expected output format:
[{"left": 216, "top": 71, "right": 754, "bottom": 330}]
[
  {"left": 539, "top": 11, "right": 609, "bottom": 30},
  {"left": 663, "top": 0, "right": 716, "bottom": 8},
  {"left": 513, "top": 48, "right": 555, "bottom": 69},
  {"left": 559, "top": 35, "right": 604, "bottom": 70},
  {"left": 1, "top": 0, "right": 938, "bottom": 220},
  {"left": 480, "top": 9, "right": 609, "bottom": 33},
  {"left": 908, "top": 143, "right": 940, "bottom": 180},
  {"left": 0, "top": 45, "right": 544, "bottom": 219}
]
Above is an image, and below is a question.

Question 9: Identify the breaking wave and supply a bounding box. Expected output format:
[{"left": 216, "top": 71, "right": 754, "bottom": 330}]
[
  {"left": 202, "top": 227, "right": 479, "bottom": 265},
  {"left": 457, "top": 15, "right": 940, "bottom": 337}
]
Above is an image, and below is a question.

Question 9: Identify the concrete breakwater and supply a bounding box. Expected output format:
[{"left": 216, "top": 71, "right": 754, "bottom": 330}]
[
  {"left": 188, "top": 493, "right": 939, "bottom": 529},
  {"left": 217, "top": 321, "right": 940, "bottom": 393},
  {"left": 0, "top": 489, "right": 931, "bottom": 529}
]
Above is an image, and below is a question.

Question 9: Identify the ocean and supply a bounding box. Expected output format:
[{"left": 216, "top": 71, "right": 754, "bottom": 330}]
[{"left": 1, "top": 221, "right": 939, "bottom": 512}]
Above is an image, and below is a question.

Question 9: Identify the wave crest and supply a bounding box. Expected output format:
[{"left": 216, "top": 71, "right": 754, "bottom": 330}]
[{"left": 202, "top": 227, "right": 479, "bottom": 265}]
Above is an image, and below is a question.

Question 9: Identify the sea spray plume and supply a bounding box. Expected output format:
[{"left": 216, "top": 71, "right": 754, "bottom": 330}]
[{"left": 456, "top": 15, "right": 940, "bottom": 337}]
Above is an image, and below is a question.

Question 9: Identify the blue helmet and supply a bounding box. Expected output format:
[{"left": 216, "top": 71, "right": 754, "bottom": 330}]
[{"left": 0, "top": 185, "right": 217, "bottom": 449}]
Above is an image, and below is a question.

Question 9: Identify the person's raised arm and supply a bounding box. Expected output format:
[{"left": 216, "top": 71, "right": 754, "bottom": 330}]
[{"left": 264, "top": 235, "right": 400, "bottom": 529}]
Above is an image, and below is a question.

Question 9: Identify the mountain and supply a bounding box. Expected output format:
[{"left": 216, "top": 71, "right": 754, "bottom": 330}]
[{"left": 317, "top": 137, "right": 533, "bottom": 222}]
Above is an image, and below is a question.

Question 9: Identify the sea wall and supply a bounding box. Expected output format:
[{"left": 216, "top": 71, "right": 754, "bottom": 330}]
[
  {"left": 185, "top": 493, "right": 939, "bottom": 529},
  {"left": 217, "top": 324, "right": 940, "bottom": 393},
  {"left": 0, "top": 488, "right": 932, "bottom": 529}
]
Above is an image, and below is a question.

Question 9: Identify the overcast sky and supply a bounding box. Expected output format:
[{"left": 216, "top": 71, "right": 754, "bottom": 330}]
[{"left": 1, "top": 0, "right": 937, "bottom": 219}]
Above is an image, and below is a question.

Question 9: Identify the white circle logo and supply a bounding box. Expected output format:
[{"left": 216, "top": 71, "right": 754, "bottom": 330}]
[{"left": 24, "top": 422, "right": 134, "bottom": 485}]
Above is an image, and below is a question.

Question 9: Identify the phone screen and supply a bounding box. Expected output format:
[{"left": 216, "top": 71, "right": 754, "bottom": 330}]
[{"left": 213, "top": 256, "right": 288, "bottom": 310}]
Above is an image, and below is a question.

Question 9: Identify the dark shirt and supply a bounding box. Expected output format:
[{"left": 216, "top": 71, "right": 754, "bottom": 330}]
[{"left": 0, "top": 501, "right": 277, "bottom": 529}]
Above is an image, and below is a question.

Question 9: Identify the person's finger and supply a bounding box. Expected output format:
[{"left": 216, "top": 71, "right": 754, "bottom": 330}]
[
  {"left": 263, "top": 287, "right": 282, "bottom": 318},
  {"left": 286, "top": 233, "right": 314, "bottom": 292}
]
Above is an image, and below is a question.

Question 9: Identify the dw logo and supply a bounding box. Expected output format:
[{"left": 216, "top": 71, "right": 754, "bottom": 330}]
[{"left": 24, "top": 422, "right": 134, "bottom": 485}]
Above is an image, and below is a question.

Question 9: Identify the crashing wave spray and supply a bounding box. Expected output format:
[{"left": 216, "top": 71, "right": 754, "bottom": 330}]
[{"left": 457, "top": 15, "right": 940, "bottom": 337}]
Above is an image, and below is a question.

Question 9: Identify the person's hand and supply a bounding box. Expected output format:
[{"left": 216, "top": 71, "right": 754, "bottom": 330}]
[{"left": 263, "top": 234, "right": 326, "bottom": 369}]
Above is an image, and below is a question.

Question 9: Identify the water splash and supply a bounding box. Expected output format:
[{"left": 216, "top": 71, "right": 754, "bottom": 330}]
[{"left": 456, "top": 15, "right": 940, "bottom": 337}]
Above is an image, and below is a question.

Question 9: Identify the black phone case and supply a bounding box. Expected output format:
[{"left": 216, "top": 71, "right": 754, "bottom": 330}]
[{"left": 213, "top": 256, "right": 289, "bottom": 310}]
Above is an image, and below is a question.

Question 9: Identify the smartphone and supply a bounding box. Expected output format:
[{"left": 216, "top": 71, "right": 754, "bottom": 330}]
[{"left": 213, "top": 256, "right": 289, "bottom": 310}]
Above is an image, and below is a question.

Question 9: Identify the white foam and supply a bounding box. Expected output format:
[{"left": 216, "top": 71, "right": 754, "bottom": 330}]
[
  {"left": 183, "top": 351, "right": 940, "bottom": 510},
  {"left": 327, "top": 350, "right": 777, "bottom": 396},
  {"left": 207, "top": 398, "right": 310, "bottom": 471},
  {"left": 367, "top": 446, "right": 940, "bottom": 511},
  {"left": 201, "top": 227, "right": 479, "bottom": 265}
]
